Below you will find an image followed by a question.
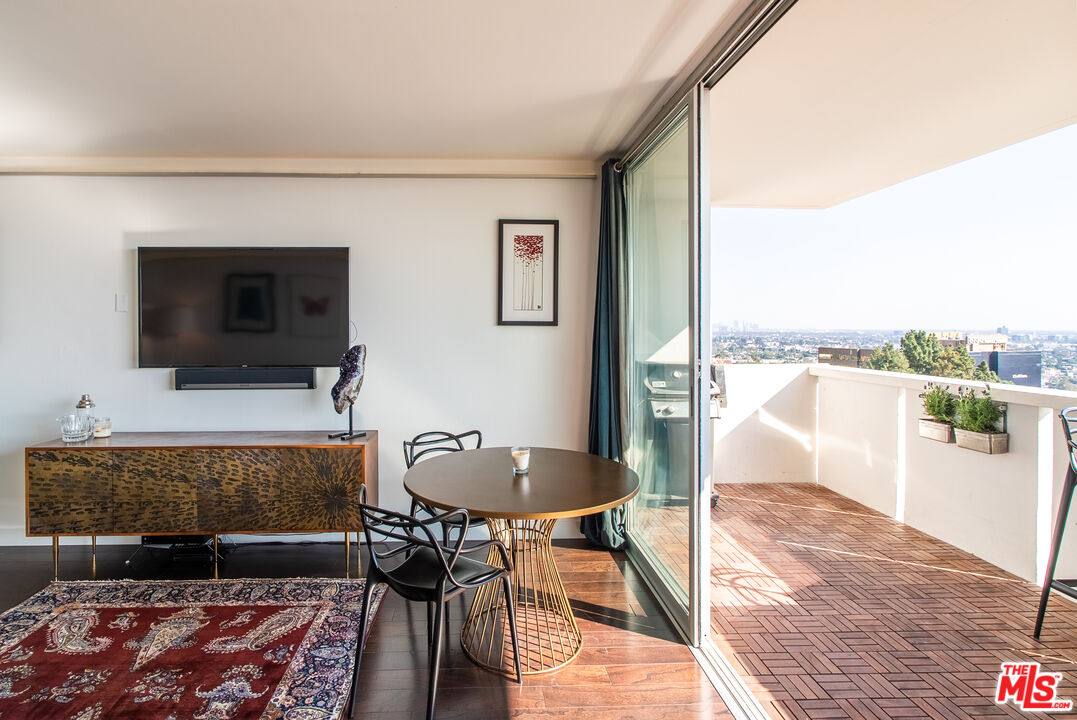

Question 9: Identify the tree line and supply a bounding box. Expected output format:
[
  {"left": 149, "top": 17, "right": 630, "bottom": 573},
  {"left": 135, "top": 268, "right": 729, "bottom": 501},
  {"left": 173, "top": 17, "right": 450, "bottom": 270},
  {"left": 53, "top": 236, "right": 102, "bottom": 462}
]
[{"left": 867, "top": 330, "right": 1001, "bottom": 382}]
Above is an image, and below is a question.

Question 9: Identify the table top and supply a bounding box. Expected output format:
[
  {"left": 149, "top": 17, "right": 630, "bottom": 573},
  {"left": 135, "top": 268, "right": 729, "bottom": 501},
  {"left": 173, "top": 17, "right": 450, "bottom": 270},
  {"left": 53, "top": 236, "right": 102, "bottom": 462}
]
[
  {"left": 29, "top": 431, "right": 377, "bottom": 450},
  {"left": 403, "top": 447, "right": 639, "bottom": 520}
]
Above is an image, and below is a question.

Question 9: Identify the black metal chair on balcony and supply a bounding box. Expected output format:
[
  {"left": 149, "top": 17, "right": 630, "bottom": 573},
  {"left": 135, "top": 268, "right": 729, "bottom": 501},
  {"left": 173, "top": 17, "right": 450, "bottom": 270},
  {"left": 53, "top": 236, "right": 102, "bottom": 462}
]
[
  {"left": 404, "top": 430, "right": 487, "bottom": 540},
  {"left": 348, "top": 488, "right": 521, "bottom": 720},
  {"left": 1034, "top": 406, "right": 1077, "bottom": 638}
]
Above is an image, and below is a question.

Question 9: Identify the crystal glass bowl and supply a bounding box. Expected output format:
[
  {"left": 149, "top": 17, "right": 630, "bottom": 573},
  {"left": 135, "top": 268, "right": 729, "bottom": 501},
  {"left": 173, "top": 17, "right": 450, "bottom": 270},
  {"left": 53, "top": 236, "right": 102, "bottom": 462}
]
[{"left": 58, "top": 414, "right": 93, "bottom": 442}]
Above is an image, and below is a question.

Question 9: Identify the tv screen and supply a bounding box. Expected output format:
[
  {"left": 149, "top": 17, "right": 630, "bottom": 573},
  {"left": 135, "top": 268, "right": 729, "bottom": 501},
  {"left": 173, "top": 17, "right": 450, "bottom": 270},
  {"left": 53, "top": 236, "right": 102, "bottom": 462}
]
[{"left": 138, "top": 247, "right": 349, "bottom": 368}]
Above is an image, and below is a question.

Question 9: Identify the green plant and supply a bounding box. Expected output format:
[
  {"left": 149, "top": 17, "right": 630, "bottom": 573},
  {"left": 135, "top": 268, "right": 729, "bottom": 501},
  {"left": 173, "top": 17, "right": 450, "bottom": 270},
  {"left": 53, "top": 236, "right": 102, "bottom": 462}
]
[
  {"left": 954, "top": 386, "right": 1004, "bottom": 433},
  {"left": 931, "top": 345, "right": 975, "bottom": 379},
  {"left": 920, "top": 383, "right": 956, "bottom": 423},
  {"left": 867, "top": 342, "right": 910, "bottom": 373},
  {"left": 973, "top": 361, "right": 1002, "bottom": 383},
  {"left": 901, "top": 330, "right": 943, "bottom": 375}
]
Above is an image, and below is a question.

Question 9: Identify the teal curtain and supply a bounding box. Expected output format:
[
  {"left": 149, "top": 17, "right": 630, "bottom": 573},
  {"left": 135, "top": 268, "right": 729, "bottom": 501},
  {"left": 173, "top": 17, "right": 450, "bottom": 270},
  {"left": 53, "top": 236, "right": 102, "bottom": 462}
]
[{"left": 581, "top": 159, "right": 628, "bottom": 550}]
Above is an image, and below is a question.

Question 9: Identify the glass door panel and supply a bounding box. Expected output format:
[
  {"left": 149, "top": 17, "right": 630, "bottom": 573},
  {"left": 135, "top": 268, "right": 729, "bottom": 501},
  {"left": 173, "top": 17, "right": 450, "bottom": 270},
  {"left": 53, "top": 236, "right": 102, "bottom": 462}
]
[{"left": 625, "top": 115, "right": 692, "bottom": 608}]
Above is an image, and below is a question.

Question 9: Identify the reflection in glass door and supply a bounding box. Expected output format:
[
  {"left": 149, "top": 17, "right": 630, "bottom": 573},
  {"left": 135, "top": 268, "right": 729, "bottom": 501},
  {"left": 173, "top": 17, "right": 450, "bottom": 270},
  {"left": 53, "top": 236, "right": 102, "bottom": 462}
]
[{"left": 625, "top": 113, "right": 692, "bottom": 610}]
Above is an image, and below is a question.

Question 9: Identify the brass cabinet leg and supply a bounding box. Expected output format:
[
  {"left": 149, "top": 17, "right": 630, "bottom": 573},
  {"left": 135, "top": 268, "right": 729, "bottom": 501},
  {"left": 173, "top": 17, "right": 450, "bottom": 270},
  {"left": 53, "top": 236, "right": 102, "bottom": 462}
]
[
  {"left": 52, "top": 536, "right": 59, "bottom": 581},
  {"left": 213, "top": 534, "right": 219, "bottom": 580},
  {"left": 345, "top": 531, "right": 351, "bottom": 578},
  {"left": 91, "top": 536, "right": 97, "bottom": 579}
]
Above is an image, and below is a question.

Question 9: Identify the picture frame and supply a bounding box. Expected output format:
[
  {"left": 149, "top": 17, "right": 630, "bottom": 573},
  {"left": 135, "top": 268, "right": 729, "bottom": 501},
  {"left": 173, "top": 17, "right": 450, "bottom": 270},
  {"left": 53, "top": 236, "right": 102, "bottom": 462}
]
[
  {"left": 498, "top": 219, "right": 558, "bottom": 326},
  {"left": 225, "top": 273, "right": 275, "bottom": 332}
]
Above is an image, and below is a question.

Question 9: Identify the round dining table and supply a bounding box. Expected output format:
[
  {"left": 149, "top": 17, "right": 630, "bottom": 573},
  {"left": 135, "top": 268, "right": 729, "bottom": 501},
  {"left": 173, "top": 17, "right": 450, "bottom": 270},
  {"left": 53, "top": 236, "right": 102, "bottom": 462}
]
[{"left": 403, "top": 446, "right": 639, "bottom": 675}]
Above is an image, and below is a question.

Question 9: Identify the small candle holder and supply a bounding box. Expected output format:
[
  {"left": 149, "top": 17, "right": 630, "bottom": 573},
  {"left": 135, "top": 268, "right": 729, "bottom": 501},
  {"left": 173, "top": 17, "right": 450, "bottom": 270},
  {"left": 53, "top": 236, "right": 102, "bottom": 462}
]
[
  {"left": 511, "top": 446, "right": 530, "bottom": 474},
  {"left": 92, "top": 417, "right": 112, "bottom": 438}
]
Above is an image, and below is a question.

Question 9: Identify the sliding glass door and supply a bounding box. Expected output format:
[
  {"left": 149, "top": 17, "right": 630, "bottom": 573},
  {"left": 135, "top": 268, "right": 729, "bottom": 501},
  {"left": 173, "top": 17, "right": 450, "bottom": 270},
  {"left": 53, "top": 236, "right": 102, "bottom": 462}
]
[{"left": 624, "top": 104, "right": 707, "bottom": 632}]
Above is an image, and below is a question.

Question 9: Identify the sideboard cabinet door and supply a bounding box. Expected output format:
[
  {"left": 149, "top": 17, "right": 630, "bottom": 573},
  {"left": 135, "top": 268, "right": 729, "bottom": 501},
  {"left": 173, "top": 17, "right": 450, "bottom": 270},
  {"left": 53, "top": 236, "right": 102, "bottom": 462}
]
[
  {"left": 26, "top": 450, "right": 112, "bottom": 535},
  {"left": 198, "top": 448, "right": 284, "bottom": 533},
  {"left": 276, "top": 447, "right": 366, "bottom": 532},
  {"left": 112, "top": 449, "right": 199, "bottom": 534}
]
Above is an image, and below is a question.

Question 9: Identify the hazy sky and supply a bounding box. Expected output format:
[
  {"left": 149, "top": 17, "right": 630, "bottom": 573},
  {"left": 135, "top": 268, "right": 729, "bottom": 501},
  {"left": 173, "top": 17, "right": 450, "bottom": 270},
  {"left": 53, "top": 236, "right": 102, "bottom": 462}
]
[{"left": 711, "top": 123, "right": 1077, "bottom": 332}]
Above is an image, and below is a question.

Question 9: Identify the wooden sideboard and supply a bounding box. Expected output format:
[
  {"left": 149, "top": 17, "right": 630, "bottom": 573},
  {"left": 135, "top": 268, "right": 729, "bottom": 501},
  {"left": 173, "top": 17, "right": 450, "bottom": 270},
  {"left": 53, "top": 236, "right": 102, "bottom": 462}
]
[{"left": 25, "top": 431, "right": 377, "bottom": 576}]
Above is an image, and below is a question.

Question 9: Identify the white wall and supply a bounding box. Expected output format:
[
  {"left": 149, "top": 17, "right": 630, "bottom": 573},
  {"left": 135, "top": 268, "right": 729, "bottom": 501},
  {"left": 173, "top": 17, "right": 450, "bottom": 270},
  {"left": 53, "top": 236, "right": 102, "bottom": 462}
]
[
  {"left": 713, "top": 364, "right": 816, "bottom": 484},
  {"left": 0, "top": 175, "right": 598, "bottom": 544},
  {"left": 817, "top": 374, "right": 900, "bottom": 517},
  {"left": 904, "top": 399, "right": 1039, "bottom": 580}
]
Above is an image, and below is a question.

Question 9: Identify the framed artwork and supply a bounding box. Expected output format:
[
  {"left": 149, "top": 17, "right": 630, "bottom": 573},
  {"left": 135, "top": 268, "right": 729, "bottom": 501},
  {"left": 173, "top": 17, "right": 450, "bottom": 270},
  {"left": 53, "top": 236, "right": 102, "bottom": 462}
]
[
  {"left": 498, "top": 219, "right": 559, "bottom": 326},
  {"left": 225, "top": 273, "right": 275, "bottom": 332}
]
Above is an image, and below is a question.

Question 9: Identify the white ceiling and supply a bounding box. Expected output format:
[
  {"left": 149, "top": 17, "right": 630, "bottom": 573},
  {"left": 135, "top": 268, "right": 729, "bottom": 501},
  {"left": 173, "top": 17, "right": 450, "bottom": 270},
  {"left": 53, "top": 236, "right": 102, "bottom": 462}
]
[
  {"left": 0, "top": 0, "right": 745, "bottom": 169},
  {"left": 711, "top": 0, "right": 1077, "bottom": 208}
]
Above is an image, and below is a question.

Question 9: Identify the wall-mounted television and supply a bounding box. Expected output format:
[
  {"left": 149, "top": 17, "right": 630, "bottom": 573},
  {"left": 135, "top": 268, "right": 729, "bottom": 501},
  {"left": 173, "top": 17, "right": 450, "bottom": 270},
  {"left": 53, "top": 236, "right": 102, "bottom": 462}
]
[{"left": 138, "top": 247, "right": 349, "bottom": 368}]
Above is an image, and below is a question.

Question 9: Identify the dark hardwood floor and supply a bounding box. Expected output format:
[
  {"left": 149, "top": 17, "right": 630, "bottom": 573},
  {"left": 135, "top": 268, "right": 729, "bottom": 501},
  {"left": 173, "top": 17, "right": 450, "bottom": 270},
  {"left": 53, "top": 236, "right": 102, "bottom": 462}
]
[{"left": 0, "top": 539, "right": 729, "bottom": 719}]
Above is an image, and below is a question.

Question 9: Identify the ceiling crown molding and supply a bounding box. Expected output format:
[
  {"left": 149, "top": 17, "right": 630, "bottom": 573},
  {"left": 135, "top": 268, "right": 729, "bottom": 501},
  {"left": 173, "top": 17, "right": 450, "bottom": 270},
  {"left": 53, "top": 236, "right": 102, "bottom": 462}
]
[{"left": 0, "top": 156, "right": 599, "bottom": 179}]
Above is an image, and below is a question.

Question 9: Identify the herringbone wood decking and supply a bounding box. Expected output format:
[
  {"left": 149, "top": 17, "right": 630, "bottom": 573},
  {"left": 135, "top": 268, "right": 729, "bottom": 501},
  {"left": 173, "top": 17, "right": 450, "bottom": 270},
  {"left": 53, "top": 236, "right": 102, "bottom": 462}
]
[{"left": 711, "top": 483, "right": 1077, "bottom": 720}]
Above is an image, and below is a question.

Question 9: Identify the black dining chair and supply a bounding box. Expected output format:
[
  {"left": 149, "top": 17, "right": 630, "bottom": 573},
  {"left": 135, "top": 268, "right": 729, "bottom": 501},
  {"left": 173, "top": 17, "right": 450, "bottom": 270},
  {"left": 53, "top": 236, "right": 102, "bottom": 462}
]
[
  {"left": 403, "top": 430, "right": 487, "bottom": 632},
  {"left": 404, "top": 430, "right": 487, "bottom": 539},
  {"left": 348, "top": 488, "right": 521, "bottom": 720}
]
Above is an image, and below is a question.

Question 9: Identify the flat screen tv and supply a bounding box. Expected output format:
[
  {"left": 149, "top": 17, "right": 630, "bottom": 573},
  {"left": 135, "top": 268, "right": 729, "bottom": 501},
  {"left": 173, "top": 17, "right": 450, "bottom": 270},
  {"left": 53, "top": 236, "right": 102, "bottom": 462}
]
[{"left": 138, "top": 247, "right": 349, "bottom": 368}]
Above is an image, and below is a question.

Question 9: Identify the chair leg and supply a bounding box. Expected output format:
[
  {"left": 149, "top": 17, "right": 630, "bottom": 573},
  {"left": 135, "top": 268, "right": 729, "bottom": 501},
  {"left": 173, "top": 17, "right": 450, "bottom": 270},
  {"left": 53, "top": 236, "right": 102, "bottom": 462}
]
[
  {"left": 501, "top": 575, "right": 522, "bottom": 683},
  {"left": 427, "top": 595, "right": 446, "bottom": 720},
  {"left": 426, "top": 602, "right": 434, "bottom": 647},
  {"left": 1036, "top": 466, "right": 1077, "bottom": 638},
  {"left": 348, "top": 572, "right": 376, "bottom": 718}
]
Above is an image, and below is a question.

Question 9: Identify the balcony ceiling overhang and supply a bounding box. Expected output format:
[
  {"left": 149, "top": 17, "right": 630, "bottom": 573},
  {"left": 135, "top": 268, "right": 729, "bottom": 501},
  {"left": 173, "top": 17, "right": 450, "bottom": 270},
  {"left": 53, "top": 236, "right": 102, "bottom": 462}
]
[
  {"left": 710, "top": 0, "right": 1077, "bottom": 209},
  {"left": 0, "top": 0, "right": 747, "bottom": 174}
]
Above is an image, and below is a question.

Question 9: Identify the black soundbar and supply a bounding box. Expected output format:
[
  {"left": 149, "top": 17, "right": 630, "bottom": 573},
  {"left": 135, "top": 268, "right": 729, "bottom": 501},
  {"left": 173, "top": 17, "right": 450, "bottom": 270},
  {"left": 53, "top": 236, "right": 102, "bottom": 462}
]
[{"left": 174, "top": 367, "right": 316, "bottom": 390}]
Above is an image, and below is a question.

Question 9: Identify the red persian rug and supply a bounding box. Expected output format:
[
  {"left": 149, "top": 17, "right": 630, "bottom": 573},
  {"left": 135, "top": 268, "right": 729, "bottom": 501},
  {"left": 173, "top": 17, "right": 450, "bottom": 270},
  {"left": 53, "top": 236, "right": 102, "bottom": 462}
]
[{"left": 0, "top": 578, "right": 386, "bottom": 720}]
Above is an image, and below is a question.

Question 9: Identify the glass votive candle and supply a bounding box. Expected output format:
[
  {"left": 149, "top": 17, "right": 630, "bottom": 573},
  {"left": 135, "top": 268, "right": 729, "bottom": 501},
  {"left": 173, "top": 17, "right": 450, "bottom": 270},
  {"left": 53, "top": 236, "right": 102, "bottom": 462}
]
[
  {"left": 511, "top": 446, "right": 530, "bottom": 474},
  {"left": 92, "top": 417, "right": 112, "bottom": 438}
]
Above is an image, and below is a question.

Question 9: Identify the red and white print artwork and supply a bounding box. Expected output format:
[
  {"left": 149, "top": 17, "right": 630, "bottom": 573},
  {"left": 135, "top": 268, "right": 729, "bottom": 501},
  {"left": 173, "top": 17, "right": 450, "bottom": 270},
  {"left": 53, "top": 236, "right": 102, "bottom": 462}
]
[{"left": 513, "top": 234, "right": 544, "bottom": 311}]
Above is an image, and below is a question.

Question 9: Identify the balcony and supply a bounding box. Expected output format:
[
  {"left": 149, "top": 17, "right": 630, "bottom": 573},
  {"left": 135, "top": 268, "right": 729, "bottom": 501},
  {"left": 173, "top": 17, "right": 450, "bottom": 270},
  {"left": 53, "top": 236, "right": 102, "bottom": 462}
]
[{"left": 705, "top": 364, "right": 1077, "bottom": 718}]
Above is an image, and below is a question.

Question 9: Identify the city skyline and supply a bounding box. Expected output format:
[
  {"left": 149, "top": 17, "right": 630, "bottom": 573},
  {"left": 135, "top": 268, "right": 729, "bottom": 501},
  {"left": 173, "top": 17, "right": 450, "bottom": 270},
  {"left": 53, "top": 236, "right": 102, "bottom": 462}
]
[
  {"left": 711, "top": 323, "right": 1077, "bottom": 334},
  {"left": 710, "top": 122, "right": 1077, "bottom": 331}
]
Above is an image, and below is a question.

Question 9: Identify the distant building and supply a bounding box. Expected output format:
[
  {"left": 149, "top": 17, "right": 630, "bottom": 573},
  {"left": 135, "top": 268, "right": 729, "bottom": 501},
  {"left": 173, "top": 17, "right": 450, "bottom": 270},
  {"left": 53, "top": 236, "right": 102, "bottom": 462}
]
[
  {"left": 966, "top": 333, "right": 1008, "bottom": 352},
  {"left": 818, "top": 347, "right": 858, "bottom": 367},
  {"left": 937, "top": 330, "right": 1008, "bottom": 352},
  {"left": 817, "top": 347, "right": 874, "bottom": 368},
  {"left": 970, "top": 350, "right": 1042, "bottom": 387},
  {"left": 997, "top": 325, "right": 1009, "bottom": 335}
]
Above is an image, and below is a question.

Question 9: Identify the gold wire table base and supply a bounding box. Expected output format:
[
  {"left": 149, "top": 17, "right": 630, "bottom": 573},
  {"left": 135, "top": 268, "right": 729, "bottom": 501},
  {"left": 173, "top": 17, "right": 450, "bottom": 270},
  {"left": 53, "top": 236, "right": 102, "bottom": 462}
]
[{"left": 460, "top": 518, "right": 582, "bottom": 675}]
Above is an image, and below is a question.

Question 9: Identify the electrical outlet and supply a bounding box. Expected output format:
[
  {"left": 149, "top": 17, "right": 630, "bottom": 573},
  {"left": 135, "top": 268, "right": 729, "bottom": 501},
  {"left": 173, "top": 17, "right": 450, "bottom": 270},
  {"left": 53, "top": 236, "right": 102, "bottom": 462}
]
[{"left": 115, "top": 292, "right": 129, "bottom": 312}]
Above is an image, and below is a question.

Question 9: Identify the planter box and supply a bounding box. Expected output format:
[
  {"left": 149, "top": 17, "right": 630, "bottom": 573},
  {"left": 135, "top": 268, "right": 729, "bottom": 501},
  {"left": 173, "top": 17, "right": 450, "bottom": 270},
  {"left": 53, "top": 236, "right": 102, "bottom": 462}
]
[
  {"left": 954, "top": 428, "right": 1009, "bottom": 454},
  {"left": 918, "top": 419, "right": 954, "bottom": 443}
]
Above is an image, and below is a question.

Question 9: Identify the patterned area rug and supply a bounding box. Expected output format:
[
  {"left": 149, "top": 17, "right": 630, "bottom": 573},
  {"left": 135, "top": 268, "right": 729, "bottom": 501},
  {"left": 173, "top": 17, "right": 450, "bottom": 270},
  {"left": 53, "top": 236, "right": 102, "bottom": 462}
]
[{"left": 0, "top": 578, "right": 386, "bottom": 720}]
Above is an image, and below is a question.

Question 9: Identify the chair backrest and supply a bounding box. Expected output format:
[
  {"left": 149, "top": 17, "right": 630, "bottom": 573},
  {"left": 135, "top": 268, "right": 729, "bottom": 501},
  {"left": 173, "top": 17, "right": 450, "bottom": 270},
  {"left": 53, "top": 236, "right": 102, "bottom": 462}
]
[
  {"left": 358, "top": 486, "right": 469, "bottom": 587},
  {"left": 1061, "top": 407, "right": 1077, "bottom": 474},
  {"left": 403, "top": 429, "right": 482, "bottom": 469}
]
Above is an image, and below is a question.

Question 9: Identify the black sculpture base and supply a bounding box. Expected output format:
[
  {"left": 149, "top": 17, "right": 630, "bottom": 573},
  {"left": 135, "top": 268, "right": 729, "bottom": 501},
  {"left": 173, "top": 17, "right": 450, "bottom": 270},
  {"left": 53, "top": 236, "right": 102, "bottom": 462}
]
[{"left": 329, "top": 404, "right": 367, "bottom": 441}]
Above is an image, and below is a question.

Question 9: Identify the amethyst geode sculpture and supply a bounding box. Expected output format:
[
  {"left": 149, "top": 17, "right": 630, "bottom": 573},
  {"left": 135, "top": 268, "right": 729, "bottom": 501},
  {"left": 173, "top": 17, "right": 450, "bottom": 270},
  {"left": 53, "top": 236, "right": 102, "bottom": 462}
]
[{"left": 331, "top": 344, "right": 366, "bottom": 414}]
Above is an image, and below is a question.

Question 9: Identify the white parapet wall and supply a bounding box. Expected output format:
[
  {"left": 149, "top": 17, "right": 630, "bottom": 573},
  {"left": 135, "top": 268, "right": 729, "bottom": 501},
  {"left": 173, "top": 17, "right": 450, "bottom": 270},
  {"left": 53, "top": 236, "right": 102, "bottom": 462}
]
[{"left": 713, "top": 364, "right": 817, "bottom": 485}]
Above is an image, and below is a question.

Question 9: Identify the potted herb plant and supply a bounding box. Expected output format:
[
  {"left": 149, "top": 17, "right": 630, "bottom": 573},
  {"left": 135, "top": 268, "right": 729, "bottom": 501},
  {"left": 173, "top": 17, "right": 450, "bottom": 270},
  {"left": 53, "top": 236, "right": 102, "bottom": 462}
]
[
  {"left": 918, "top": 383, "right": 956, "bottom": 443},
  {"left": 953, "top": 386, "right": 1009, "bottom": 454}
]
